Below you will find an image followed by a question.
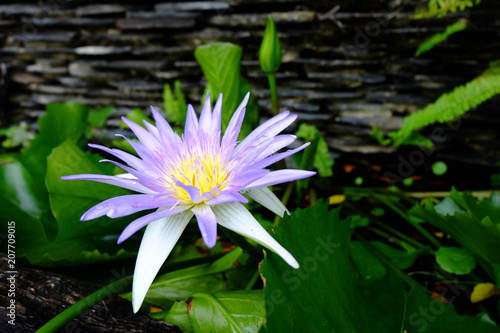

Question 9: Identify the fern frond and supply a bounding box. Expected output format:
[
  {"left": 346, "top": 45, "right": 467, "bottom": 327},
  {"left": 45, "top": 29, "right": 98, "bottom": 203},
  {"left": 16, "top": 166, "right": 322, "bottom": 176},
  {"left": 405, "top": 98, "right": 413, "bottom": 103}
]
[
  {"left": 415, "top": 21, "right": 467, "bottom": 57},
  {"left": 390, "top": 61, "right": 500, "bottom": 146},
  {"left": 415, "top": 0, "right": 481, "bottom": 19}
]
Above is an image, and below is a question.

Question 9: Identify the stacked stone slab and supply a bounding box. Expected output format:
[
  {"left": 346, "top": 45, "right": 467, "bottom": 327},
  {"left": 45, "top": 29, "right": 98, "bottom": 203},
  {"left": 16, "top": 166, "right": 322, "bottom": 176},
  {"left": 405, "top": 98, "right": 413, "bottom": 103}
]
[{"left": 0, "top": 0, "right": 499, "bottom": 157}]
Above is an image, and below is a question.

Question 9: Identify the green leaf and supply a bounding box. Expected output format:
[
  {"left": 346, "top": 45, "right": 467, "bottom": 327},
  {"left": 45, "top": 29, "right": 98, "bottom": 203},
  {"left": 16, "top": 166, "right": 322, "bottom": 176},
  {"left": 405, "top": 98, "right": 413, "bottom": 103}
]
[
  {"left": 414, "top": 0, "right": 481, "bottom": 19},
  {"left": 31, "top": 102, "right": 90, "bottom": 149},
  {"left": 295, "top": 136, "right": 318, "bottom": 201},
  {"left": 46, "top": 140, "right": 133, "bottom": 242},
  {"left": 449, "top": 187, "right": 500, "bottom": 223},
  {"left": 295, "top": 123, "right": 334, "bottom": 177},
  {"left": 372, "top": 241, "right": 421, "bottom": 270},
  {"left": 0, "top": 122, "right": 33, "bottom": 149},
  {"left": 388, "top": 62, "right": 500, "bottom": 147},
  {"left": 435, "top": 246, "right": 477, "bottom": 275},
  {"left": 346, "top": 214, "right": 370, "bottom": 229},
  {"left": 370, "top": 126, "right": 391, "bottom": 146},
  {"left": 260, "top": 201, "right": 373, "bottom": 332},
  {"left": 415, "top": 21, "right": 468, "bottom": 57},
  {"left": 163, "top": 301, "right": 192, "bottom": 333},
  {"left": 165, "top": 290, "right": 265, "bottom": 333},
  {"left": 87, "top": 106, "right": 116, "bottom": 128},
  {"left": 350, "top": 241, "right": 386, "bottom": 280},
  {"left": 434, "top": 196, "right": 464, "bottom": 216},
  {"left": 195, "top": 43, "right": 243, "bottom": 132},
  {"left": 432, "top": 161, "right": 448, "bottom": 176},
  {"left": 357, "top": 271, "right": 406, "bottom": 332},
  {"left": 0, "top": 159, "right": 53, "bottom": 259},
  {"left": 404, "top": 287, "right": 498, "bottom": 333},
  {"left": 411, "top": 190, "right": 500, "bottom": 285}
]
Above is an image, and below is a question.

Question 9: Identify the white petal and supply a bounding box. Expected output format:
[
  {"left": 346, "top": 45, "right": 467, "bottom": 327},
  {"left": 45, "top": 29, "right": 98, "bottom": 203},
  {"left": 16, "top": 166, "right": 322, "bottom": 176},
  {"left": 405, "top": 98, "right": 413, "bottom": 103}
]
[
  {"left": 244, "top": 187, "right": 289, "bottom": 218},
  {"left": 132, "top": 210, "right": 194, "bottom": 313},
  {"left": 212, "top": 202, "right": 299, "bottom": 268},
  {"left": 115, "top": 173, "right": 137, "bottom": 179}
]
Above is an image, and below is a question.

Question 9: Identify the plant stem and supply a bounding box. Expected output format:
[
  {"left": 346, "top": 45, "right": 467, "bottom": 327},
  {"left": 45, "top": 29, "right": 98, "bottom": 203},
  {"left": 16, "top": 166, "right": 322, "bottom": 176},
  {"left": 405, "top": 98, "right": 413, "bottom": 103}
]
[
  {"left": 37, "top": 276, "right": 133, "bottom": 333},
  {"left": 266, "top": 72, "right": 279, "bottom": 116},
  {"left": 367, "top": 190, "right": 442, "bottom": 249},
  {"left": 358, "top": 234, "right": 426, "bottom": 293},
  {"left": 370, "top": 221, "right": 431, "bottom": 254},
  {"left": 244, "top": 270, "right": 261, "bottom": 291},
  {"left": 403, "top": 190, "right": 498, "bottom": 199}
]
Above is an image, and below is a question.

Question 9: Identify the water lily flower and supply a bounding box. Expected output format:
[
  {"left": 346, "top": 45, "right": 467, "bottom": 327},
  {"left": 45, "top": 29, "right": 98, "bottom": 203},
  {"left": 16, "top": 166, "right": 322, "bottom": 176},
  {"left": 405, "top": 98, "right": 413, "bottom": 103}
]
[{"left": 62, "top": 93, "right": 315, "bottom": 312}]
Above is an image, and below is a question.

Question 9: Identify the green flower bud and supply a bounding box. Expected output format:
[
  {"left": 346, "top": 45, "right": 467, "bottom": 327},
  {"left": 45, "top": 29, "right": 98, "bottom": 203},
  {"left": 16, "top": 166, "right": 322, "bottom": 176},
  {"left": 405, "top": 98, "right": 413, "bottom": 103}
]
[{"left": 259, "top": 15, "right": 282, "bottom": 73}]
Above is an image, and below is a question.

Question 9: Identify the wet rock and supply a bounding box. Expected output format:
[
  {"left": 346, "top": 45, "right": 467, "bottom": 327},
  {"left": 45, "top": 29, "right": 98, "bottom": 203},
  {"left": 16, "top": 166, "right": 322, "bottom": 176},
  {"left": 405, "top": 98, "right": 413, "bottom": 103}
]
[
  {"left": 367, "top": 92, "right": 433, "bottom": 105},
  {"left": 0, "top": 20, "right": 16, "bottom": 27},
  {"left": 336, "top": 110, "right": 402, "bottom": 130},
  {"left": 82, "top": 33, "right": 164, "bottom": 42},
  {"left": 76, "top": 5, "right": 129, "bottom": 16},
  {"left": 68, "top": 62, "right": 124, "bottom": 79},
  {"left": 21, "top": 18, "right": 115, "bottom": 26},
  {"left": 280, "top": 101, "right": 321, "bottom": 112},
  {"left": 108, "top": 60, "right": 168, "bottom": 70},
  {"left": 116, "top": 18, "right": 195, "bottom": 30},
  {"left": 1, "top": 46, "right": 75, "bottom": 54},
  {"left": 8, "top": 32, "right": 76, "bottom": 43},
  {"left": 306, "top": 72, "right": 386, "bottom": 84},
  {"left": 175, "top": 28, "right": 252, "bottom": 40},
  {"left": 57, "top": 77, "right": 90, "bottom": 87},
  {"left": 155, "top": 71, "right": 183, "bottom": 79},
  {"left": 10, "top": 73, "right": 45, "bottom": 85},
  {"left": 75, "top": 46, "right": 132, "bottom": 55},
  {"left": 29, "top": 84, "right": 87, "bottom": 95},
  {"left": 0, "top": 5, "right": 46, "bottom": 15},
  {"left": 132, "top": 46, "right": 194, "bottom": 56},
  {"left": 155, "top": 2, "right": 231, "bottom": 12},
  {"left": 127, "top": 11, "right": 200, "bottom": 19},
  {"left": 27, "top": 64, "right": 67, "bottom": 74},
  {"left": 108, "top": 80, "right": 164, "bottom": 91},
  {"left": 208, "top": 11, "right": 315, "bottom": 27}
]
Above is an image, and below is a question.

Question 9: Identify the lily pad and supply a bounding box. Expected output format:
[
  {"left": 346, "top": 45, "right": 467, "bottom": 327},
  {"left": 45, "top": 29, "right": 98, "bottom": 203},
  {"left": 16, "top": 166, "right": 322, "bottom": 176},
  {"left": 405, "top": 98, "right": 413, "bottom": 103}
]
[{"left": 435, "top": 246, "right": 476, "bottom": 275}]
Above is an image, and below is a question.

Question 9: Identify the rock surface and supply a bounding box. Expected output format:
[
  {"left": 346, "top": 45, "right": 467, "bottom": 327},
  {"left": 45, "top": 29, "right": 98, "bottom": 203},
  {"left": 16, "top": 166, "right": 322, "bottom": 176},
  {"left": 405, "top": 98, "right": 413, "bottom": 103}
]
[{"left": 0, "top": 0, "right": 499, "bottom": 158}]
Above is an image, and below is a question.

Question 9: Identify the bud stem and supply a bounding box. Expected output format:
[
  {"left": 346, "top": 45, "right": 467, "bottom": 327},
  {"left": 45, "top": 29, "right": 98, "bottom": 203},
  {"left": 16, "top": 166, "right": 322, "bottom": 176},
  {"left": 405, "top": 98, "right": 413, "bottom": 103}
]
[{"left": 267, "top": 72, "right": 279, "bottom": 116}]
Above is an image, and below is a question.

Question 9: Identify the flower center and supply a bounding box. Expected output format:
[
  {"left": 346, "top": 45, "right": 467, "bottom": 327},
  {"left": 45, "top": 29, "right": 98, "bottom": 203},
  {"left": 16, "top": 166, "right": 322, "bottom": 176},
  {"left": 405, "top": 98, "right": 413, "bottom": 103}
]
[{"left": 169, "top": 153, "right": 229, "bottom": 203}]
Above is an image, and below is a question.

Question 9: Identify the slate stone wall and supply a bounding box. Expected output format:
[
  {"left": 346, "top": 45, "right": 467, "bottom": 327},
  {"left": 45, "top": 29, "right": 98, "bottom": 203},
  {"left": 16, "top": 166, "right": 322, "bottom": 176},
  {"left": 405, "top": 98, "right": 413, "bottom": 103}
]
[{"left": 1, "top": 0, "right": 499, "bottom": 157}]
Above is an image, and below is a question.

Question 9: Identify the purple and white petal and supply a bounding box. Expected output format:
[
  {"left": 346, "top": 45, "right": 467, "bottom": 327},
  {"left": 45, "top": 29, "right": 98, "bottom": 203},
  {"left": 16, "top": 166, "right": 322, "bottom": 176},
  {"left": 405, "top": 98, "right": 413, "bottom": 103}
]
[
  {"left": 174, "top": 181, "right": 202, "bottom": 204},
  {"left": 131, "top": 209, "right": 194, "bottom": 313},
  {"left": 198, "top": 92, "right": 213, "bottom": 134},
  {"left": 81, "top": 194, "right": 177, "bottom": 221},
  {"left": 192, "top": 204, "right": 218, "bottom": 248},
  {"left": 207, "top": 191, "right": 248, "bottom": 206},
  {"left": 88, "top": 143, "right": 147, "bottom": 172},
  {"left": 244, "top": 170, "right": 317, "bottom": 189},
  {"left": 212, "top": 202, "right": 299, "bottom": 268},
  {"left": 150, "top": 106, "right": 178, "bottom": 147},
  {"left": 233, "top": 111, "right": 296, "bottom": 156},
  {"left": 118, "top": 205, "right": 193, "bottom": 243},
  {"left": 121, "top": 117, "right": 162, "bottom": 150},
  {"left": 220, "top": 93, "right": 249, "bottom": 152},
  {"left": 61, "top": 174, "right": 156, "bottom": 194},
  {"left": 227, "top": 169, "right": 270, "bottom": 189},
  {"left": 249, "top": 143, "right": 310, "bottom": 170},
  {"left": 184, "top": 105, "right": 199, "bottom": 144}
]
